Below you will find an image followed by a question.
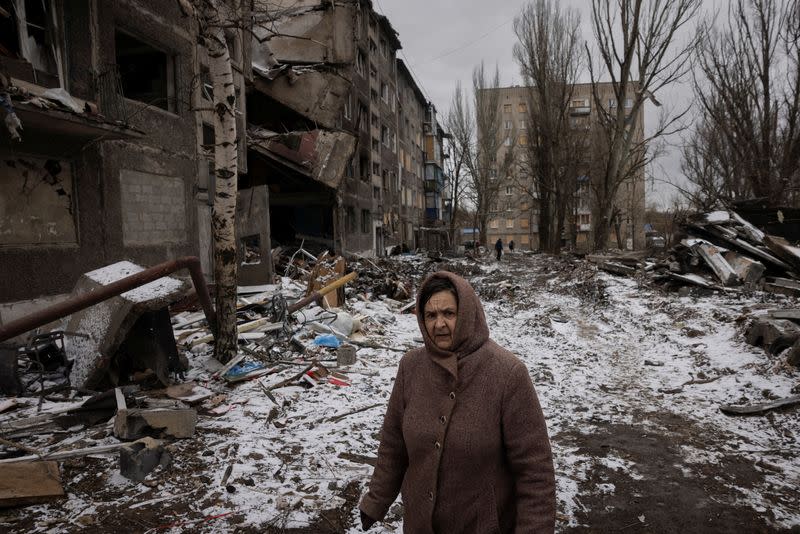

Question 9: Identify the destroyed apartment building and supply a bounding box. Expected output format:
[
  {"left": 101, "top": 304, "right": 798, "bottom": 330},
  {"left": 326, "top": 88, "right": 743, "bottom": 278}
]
[
  {"left": 0, "top": 0, "right": 249, "bottom": 323},
  {"left": 247, "top": 0, "right": 451, "bottom": 257},
  {"left": 0, "top": 0, "right": 449, "bottom": 323}
]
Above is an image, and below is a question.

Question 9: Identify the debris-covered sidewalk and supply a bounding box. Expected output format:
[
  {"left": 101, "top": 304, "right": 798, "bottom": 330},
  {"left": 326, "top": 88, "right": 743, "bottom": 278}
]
[{"left": 1, "top": 245, "right": 799, "bottom": 532}]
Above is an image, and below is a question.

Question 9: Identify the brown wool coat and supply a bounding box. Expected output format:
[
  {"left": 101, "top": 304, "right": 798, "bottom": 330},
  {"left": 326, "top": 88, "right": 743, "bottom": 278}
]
[{"left": 360, "top": 271, "right": 556, "bottom": 533}]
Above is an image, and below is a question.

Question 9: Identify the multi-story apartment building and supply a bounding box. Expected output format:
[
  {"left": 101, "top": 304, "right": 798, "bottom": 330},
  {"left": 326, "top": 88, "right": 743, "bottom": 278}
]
[
  {"left": 248, "top": 0, "right": 421, "bottom": 257},
  {"left": 395, "top": 59, "right": 427, "bottom": 248},
  {"left": 485, "top": 83, "right": 646, "bottom": 250},
  {"left": 0, "top": 1, "right": 249, "bottom": 319}
]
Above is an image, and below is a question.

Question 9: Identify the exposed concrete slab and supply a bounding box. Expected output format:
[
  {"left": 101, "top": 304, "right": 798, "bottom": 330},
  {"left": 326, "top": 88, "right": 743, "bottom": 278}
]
[{"left": 64, "top": 261, "right": 189, "bottom": 390}]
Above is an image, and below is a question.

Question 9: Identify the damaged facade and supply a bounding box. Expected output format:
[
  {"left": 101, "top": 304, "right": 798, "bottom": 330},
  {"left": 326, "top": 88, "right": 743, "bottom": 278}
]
[
  {"left": 247, "top": 0, "right": 446, "bottom": 257},
  {"left": 0, "top": 0, "right": 445, "bottom": 321},
  {"left": 0, "top": 0, "right": 248, "bottom": 321}
]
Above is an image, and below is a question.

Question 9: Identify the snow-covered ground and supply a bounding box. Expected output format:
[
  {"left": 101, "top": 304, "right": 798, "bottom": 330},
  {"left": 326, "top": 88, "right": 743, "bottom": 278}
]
[{"left": 2, "top": 253, "right": 798, "bottom": 533}]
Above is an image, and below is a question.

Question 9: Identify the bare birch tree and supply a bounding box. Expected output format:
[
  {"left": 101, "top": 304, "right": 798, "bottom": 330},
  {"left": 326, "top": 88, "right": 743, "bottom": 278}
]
[
  {"left": 513, "top": 0, "right": 583, "bottom": 253},
  {"left": 462, "top": 63, "right": 514, "bottom": 246},
  {"left": 686, "top": 0, "right": 800, "bottom": 207},
  {"left": 587, "top": 0, "right": 701, "bottom": 250},
  {"left": 445, "top": 82, "right": 474, "bottom": 248},
  {"left": 179, "top": 0, "right": 242, "bottom": 363}
]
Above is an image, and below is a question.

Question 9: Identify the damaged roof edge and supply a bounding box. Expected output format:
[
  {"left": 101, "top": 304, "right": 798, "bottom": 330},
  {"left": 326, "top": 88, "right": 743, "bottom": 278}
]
[{"left": 247, "top": 126, "right": 357, "bottom": 190}]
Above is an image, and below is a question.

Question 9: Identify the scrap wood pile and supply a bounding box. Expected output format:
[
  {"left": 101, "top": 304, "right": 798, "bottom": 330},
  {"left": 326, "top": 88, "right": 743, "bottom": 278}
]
[
  {"left": 588, "top": 208, "right": 800, "bottom": 292},
  {"left": 585, "top": 207, "right": 800, "bottom": 370}
]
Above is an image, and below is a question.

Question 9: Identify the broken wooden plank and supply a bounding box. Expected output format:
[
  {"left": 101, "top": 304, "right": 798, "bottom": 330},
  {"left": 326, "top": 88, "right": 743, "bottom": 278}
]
[
  {"left": 767, "top": 309, "right": 800, "bottom": 321},
  {"left": 0, "top": 461, "right": 64, "bottom": 507},
  {"left": 720, "top": 395, "right": 800, "bottom": 415},
  {"left": 723, "top": 252, "right": 765, "bottom": 286},
  {"left": 598, "top": 262, "right": 636, "bottom": 277},
  {"left": 695, "top": 242, "right": 739, "bottom": 286},
  {"left": 667, "top": 272, "right": 716, "bottom": 289},
  {"left": 764, "top": 277, "right": 800, "bottom": 297},
  {"left": 764, "top": 235, "right": 800, "bottom": 272},
  {"left": 0, "top": 442, "right": 133, "bottom": 464},
  {"left": 730, "top": 211, "right": 766, "bottom": 244},
  {"left": 699, "top": 225, "right": 793, "bottom": 271}
]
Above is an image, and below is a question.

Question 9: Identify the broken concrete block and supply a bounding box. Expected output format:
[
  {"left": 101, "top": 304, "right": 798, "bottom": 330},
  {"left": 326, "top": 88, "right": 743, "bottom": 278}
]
[
  {"left": 119, "top": 437, "right": 171, "bottom": 482},
  {"left": 114, "top": 407, "right": 198, "bottom": 440},
  {"left": 745, "top": 318, "right": 800, "bottom": 349},
  {"left": 694, "top": 242, "right": 739, "bottom": 286},
  {"left": 0, "top": 461, "right": 64, "bottom": 507},
  {"left": 64, "top": 261, "right": 189, "bottom": 390},
  {"left": 336, "top": 344, "right": 357, "bottom": 366},
  {"left": 723, "top": 252, "right": 765, "bottom": 287}
]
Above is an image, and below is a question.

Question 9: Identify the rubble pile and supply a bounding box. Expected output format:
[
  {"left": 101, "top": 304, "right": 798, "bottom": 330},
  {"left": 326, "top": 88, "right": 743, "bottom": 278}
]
[{"left": 1, "top": 243, "right": 799, "bottom": 530}]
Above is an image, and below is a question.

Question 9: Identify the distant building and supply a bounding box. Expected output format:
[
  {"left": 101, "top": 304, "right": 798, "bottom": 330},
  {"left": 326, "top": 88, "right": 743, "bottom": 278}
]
[{"left": 484, "top": 83, "right": 646, "bottom": 250}]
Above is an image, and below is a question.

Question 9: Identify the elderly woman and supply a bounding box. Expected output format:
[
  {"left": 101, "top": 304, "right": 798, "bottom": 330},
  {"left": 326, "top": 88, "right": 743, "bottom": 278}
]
[{"left": 359, "top": 271, "right": 555, "bottom": 533}]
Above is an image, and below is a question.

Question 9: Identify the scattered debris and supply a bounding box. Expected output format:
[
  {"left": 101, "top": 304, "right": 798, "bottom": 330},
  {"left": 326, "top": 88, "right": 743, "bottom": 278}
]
[
  {"left": 0, "top": 461, "right": 64, "bottom": 507},
  {"left": 720, "top": 395, "right": 800, "bottom": 416}
]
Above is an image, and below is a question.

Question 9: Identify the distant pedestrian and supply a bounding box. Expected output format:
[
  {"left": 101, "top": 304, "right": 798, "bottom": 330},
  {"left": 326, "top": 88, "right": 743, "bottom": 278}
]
[
  {"left": 495, "top": 238, "right": 503, "bottom": 261},
  {"left": 509, "top": 240, "right": 515, "bottom": 253}
]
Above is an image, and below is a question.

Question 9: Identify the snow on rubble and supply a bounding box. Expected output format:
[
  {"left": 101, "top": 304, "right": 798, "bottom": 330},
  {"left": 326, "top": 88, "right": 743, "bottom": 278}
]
[{"left": 1, "top": 252, "right": 799, "bottom": 533}]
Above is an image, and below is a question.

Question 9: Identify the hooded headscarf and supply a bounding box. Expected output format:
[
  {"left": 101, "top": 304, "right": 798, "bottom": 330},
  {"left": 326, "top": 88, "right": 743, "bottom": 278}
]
[{"left": 416, "top": 271, "right": 490, "bottom": 378}]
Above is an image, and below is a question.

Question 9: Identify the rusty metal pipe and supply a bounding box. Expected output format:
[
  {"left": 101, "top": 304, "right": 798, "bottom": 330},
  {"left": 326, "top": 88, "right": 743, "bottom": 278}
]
[{"left": 0, "top": 257, "right": 216, "bottom": 343}]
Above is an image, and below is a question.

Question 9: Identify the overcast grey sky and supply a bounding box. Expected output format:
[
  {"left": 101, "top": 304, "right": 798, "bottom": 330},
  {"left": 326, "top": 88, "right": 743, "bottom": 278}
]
[{"left": 377, "top": 0, "right": 722, "bottom": 210}]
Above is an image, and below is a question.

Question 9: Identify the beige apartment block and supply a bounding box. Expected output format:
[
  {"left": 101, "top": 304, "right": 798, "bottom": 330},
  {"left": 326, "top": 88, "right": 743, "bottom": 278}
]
[{"left": 484, "top": 83, "right": 646, "bottom": 251}]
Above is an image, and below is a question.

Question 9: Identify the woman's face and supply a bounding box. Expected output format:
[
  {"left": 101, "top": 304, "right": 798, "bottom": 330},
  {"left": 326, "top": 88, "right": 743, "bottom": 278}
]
[{"left": 423, "top": 290, "right": 458, "bottom": 350}]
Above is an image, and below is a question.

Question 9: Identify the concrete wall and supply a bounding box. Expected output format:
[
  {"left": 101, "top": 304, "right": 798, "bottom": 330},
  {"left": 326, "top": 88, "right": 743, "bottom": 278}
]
[{"left": 0, "top": 0, "right": 200, "bottom": 308}]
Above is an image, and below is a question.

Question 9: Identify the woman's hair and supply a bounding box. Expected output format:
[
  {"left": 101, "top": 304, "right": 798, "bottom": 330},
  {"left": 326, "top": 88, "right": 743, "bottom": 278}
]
[{"left": 418, "top": 276, "right": 458, "bottom": 312}]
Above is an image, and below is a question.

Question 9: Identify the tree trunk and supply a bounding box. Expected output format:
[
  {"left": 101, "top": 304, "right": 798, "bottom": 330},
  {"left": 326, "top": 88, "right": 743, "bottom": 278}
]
[{"left": 207, "top": 22, "right": 239, "bottom": 364}]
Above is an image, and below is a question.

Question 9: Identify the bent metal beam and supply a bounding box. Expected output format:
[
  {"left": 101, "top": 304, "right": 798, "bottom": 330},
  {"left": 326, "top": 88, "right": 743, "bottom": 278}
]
[{"left": 0, "top": 257, "right": 216, "bottom": 344}]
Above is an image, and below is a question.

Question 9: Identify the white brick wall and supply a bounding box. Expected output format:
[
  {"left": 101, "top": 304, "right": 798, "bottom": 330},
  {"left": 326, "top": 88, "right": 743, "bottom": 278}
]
[{"left": 120, "top": 169, "right": 186, "bottom": 246}]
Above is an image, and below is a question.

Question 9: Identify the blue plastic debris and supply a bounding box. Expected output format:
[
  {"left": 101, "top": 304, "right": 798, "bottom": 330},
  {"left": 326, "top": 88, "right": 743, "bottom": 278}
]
[
  {"left": 313, "top": 334, "right": 342, "bottom": 348},
  {"left": 224, "top": 361, "right": 267, "bottom": 382}
]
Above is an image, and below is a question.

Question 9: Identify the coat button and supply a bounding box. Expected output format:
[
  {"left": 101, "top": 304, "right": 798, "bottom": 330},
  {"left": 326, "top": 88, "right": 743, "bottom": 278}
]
[
  {"left": 434, "top": 441, "right": 441, "bottom": 449},
  {"left": 439, "top": 415, "right": 446, "bottom": 424},
  {"left": 449, "top": 392, "right": 455, "bottom": 400},
  {"left": 428, "top": 491, "right": 434, "bottom": 501}
]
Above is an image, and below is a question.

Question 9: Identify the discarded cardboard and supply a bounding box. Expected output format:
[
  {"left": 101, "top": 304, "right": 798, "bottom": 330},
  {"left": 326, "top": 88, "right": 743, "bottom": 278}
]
[
  {"left": 114, "top": 391, "right": 197, "bottom": 441},
  {"left": 0, "top": 461, "right": 65, "bottom": 507}
]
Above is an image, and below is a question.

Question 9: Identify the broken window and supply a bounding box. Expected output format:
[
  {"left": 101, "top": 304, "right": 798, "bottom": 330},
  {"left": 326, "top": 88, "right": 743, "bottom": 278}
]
[
  {"left": 359, "top": 156, "right": 369, "bottom": 181},
  {"left": 345, "top": 206, "right": 356, "bottom": 233},
  {"left": 0, "top": 0, "right": 62, "bottom": 87},
  {"left": 381, "top": 125, "right": 389, "bottom": 146},
  {"left": 355, "top": 49, "right": 366, "bottom": 76},
  {"left": 361, "top": 209, "right": 371, "bottom": 234},
  {"left": 372, "top": 162, "right": 380, "bottom": 176},
  {"left": 358, "top": 102, "right": 368, "bottom": 132},
  {"left": 373, "top": 186, "right": 380, "bottom": 199},
  {"left": 381, "top": 82, "right": 388, "bottom": 103},
  {"left": 116, "top": 30, "right": 175, "bottom": 112},
  {"left": 240, "top": 234, "right": 261, "bottom": 264}
]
